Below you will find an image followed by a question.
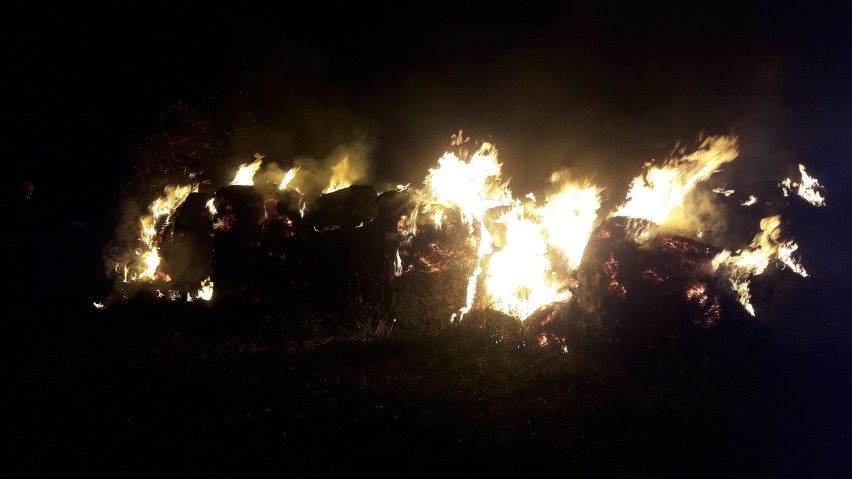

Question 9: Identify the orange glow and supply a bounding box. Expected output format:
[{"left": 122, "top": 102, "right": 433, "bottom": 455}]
[
  {"left": 613, "top": 135, "right": 738, "bottom": 234},
  {"left": 230, "top": 154, "right": 264, "bottom": 186}
]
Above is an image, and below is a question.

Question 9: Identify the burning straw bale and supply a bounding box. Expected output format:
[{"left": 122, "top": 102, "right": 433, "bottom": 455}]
[
  {"left": 400, "top": 208, "right": 477, "bottom": 274},
  {"left": 533, "top": 217, "right": 763, "bottom": 370},
  {"left": 160, "top": 192, "right": 213, "bottom": 291},
  {"left": 198, "top": 183, "right": 414, "bottom": 314}
]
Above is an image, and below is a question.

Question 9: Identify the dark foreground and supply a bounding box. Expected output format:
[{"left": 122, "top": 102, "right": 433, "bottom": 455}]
[{"left": 3, "top": 285, "right": 850, "bottom": 479}]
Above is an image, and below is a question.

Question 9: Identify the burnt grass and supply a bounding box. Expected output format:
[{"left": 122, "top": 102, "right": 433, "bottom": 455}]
[{"left": 3, "top": 267, "right": 851, "bottom": 478}]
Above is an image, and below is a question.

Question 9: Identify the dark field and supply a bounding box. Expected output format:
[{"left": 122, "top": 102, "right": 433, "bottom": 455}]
[{"left": 4, "top": 241, "right": 850, "bottom": 478}]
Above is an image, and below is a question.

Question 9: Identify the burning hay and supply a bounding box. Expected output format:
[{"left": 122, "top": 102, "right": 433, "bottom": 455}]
[{"left": 103, "top": 132, "right": 825, "bottom": 346}]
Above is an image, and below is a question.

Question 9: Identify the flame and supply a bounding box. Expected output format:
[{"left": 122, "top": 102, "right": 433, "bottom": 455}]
[
  {"left": 125, "top": 183, "right": 198, "bottom": 282},
  {"left": 741, "top": 195, "right": 758, "bottom": 206},
  {"left": 324, "top": 155, "right": 359, "bottom": 193},
  {"left": 230, "top": 154, "right": 264, "bottom": 186},
  {"left": 712, "top": 215, "right": 808, "bottom": 315},
  {"left": 279, "top": 166, "right": 300, "bottom": 190},
  {"left": 417, "top": 142, "right": 513, "bottom": 320},
  {"left": 412, "top": 136, "right": 749, "bottom": 321},
  {"left": 781, "top": 163, "right": 826, "bottom": 207},
  {"left": 483, "top": 205, "right": 571, "bottom": 319},
  {"left": 419, "top": 143, "right": 513, "bottom": 228},
  {"left": 196, "top": 277, "right": 214, "bottom": 301},
  {"left": 206, "top": 198, "right": 217, "bottom": 216},
  {"left": 108, "top": 130, "right": 820, "bottom": 322},
  {"left": 539, "top": 173, "right": 601, "bottom": 269},
  {"left": 414, "top": 142, "right": 599, "bottom": 321},
  {"left": 394, "top": 249, "right": 403, "bottom": 277},
  {"left": 613, "top": 136, "right": 739, "bottom": 228},
  {"left": 684, "top": 280, "right": 720, "bottom": 328}
]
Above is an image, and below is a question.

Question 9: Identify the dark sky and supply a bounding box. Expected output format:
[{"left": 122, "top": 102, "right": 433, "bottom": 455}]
[{"left": 2, "top": 1, "right": 850, "bottom": 222}]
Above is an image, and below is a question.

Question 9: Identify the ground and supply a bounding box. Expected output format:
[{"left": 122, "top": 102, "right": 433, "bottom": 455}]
[{"left": 3, "top": 284, "right": 850, "bottom": 478}]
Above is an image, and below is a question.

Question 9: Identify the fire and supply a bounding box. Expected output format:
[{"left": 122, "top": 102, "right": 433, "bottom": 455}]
[
  {"left": 418, "top": 143, "right": 514, "bottom": 229},
  {"left": 712, "top": 215, "right": 808, "bottom": 315},
  {"left": 613, "top": 135, "right": 739, "bottom": 230},
  {"left": 324, "top": 155, "right": 359, "bottom": 193},
  {"left": 539, "top": 173, "right": 601, "bottom": 269},
  {"left": 279, "top": 166, "right": 300, "bottom": 190},
  {"left": 105, "top": 129, "right": 822, "bottom": 324},
  {"left": 196, "top": 277, "right": 214, "bottom": 301},
  {"left": 415, "top": 143, "right": 513, "bottom": 320},
  {"left": 407, "top": 133, "right": 813, "bottom": 321},
  {"left": 483, "top": 205, "right": 571, "bottom": 319},
  {"left": 230, "top": 154, "right": 264, "bottom": 186},
  {"left": 124, "top": 183, "right": 198, "bottom": 282},
  {"left": 414, "top": 143, "right": 599, "bottom": 321},
  {"left": 781, "top": 163, "right": 826, "bottom": 207},
  {"left": 206, "top": 198, "right": 217, "bottom": 216}
]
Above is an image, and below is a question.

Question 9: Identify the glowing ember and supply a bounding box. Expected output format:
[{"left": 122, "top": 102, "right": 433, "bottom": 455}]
[
  {"left": 684, "top": 280, "right": 720, "bottom": 328},
  {"left": 741, "top": 195, "right": 758, "bottom": 206},
  {"left": 604, "top": 255, "right": 627, "bottom": 298}
]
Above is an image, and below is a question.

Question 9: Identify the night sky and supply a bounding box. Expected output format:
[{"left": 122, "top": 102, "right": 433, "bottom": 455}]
[{"left": 2, "top": 1, "right": 850, "bottom": 230}]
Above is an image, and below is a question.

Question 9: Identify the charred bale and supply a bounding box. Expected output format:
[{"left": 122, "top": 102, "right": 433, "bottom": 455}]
[
  {"left": 375, "top": 189, "right": 415, "bottom": 274},
  {"left": 211, "top": 185, "right": 265, "bottom": 302},
  {"left": 160, "top": 191, "right": 214, "bottom": 291},
  {"left": 399, "top": 208, "right": 476, "bottom": 274},
  {"left": 257, "top": 189, "right": 306, "bottom": 302},
  {"left": 539, "top": 216, "right": 763, "bottom": 372},
  {"left": 302, "top": 184, "right": 378, "bottom": 231},
  {"left": 295, "top": 184, "right": 403, "bottom": 316},
  {"left": 301, "top": 221, "right": 392, "bottom": 315},
  {"left": 160, "top": 193, "right": 213, "bottom": 292},
  {"left": 375, "top": 189, "right": 413, "bottom": 237}
]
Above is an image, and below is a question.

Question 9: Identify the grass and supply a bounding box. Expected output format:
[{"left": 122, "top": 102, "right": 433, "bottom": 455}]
[{"left": 3, "top": 267, "right": 850, "bottom": 478}]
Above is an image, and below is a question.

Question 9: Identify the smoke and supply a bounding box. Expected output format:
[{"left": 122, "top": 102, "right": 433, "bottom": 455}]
[
  {"left": 291, "top": 140, "right": 375, "bottom": 198},
  {"left": 250, "top": 161, "right": 291, "bottom": 195},
  {"left": 102, "top": 198, "right": 146, "bottom": 279},
  {"left": 236, "top": 139, "right": 376, "bottom": 199},
  {"left": 659, "top": 187, "right": 730, "bottom": 245}
]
